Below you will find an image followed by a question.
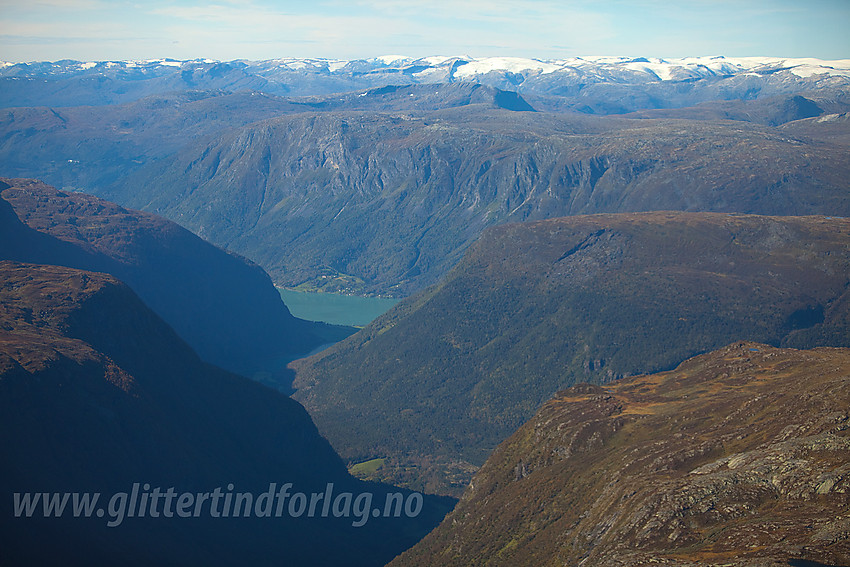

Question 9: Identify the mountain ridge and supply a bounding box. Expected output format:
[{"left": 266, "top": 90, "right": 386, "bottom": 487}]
[
  {"left": 0, "top": 177, "right": 342, "bottom": 384},
  {"left": 290, "top": 211, "right": 850, "bottom": 494},
  {"left": 100, "top": 108, "right": 850, "bottom": 295},
  {"left": 389, "top": 341, "right": 850, "bottom": 567},
  {"left": 3, "top": 58, "right": 849, "bottom": 297}
]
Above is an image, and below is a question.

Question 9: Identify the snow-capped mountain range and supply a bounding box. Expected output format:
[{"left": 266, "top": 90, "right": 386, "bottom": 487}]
[
  {"left": 4, "top": 54, "right": 849, "bottom": 82},
  {"left": 2, "top": 55, "right": 849, "bottom": 110}
]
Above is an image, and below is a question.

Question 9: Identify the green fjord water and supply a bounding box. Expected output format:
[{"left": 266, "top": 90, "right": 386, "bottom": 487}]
[{"left": 278, "top": 288, "right": 399, "bottom": 327}]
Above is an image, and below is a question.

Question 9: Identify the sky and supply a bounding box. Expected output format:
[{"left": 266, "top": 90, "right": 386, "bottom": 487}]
[{"left": 1, "top": 0, "right": 848, "bottom": 63}]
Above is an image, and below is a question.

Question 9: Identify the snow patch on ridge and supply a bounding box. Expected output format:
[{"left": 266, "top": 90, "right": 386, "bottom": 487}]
[{"left": 453, "top": 57, "right": 562, "bottom": 78}]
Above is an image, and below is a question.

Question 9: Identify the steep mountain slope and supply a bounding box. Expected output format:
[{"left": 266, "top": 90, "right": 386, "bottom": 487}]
[
  {"left": 0, "top": 83, "right": 529, "bottom": 192},
  {"left": 100, "top": 108, "right": 850, "bottom": 296},
  {"left": 389, "top": 342, "right": 850, "bottom": 567},
  {"left": 0, "top": 178, "right": 335, "bottom": 381},
  {"left": 0, "top": 260, "right": 452, "bottom": 566},
  {"left": 290, "top": 212, "right": 850, "bottom": 494}
]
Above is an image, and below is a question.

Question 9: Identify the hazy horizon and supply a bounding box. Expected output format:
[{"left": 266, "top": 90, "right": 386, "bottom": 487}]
[{"left": 1, "top": 0, "right": 847, "bottom": 63}]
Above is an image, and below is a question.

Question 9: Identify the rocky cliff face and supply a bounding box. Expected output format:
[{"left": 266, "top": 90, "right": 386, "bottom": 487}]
[
  {"left": 390, "top": 341, "right": 850, "bottom": 567},
  {"left": 0, "top": 177, "right": 331, "bottom": 382},
  {"left": 291, "top": 212, "right": 850, "bottom": 495},
  {"left": 0, "top": 83, "right": 526, "bottom": 192},
  {"left": 105, "top": 109, "right": 850, "bottom": 295},
  {"left": 0, "top": 260, "right": 451, "bottom": 566}
]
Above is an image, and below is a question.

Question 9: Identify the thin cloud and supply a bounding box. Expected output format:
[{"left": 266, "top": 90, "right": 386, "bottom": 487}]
[{"left": 0, "top": 0, "right": 106, "bottom": 7}]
